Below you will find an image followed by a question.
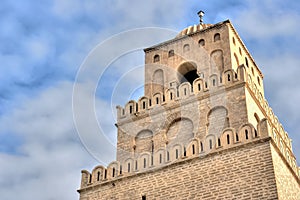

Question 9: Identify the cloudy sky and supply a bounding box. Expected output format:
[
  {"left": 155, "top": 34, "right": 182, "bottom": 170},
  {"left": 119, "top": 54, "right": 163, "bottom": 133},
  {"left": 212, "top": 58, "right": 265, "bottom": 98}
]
[{"left": 0, "top": 0, "right": 299, "bottom": 199}]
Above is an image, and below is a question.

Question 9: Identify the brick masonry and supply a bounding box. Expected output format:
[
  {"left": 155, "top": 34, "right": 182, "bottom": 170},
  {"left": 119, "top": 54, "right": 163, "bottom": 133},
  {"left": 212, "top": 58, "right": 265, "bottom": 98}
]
[{"left": 79, "top": 140, "right": 281, "bottom": 200}]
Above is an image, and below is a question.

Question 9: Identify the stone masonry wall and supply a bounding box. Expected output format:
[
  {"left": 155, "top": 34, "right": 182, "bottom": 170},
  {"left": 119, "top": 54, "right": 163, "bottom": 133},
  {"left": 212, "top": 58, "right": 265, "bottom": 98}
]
[
  {"left": 79, "top": 140, "right": 278, "bottom": 200},
  {"left": 271, "top": 142, "right": 300, "bottom": 199}
]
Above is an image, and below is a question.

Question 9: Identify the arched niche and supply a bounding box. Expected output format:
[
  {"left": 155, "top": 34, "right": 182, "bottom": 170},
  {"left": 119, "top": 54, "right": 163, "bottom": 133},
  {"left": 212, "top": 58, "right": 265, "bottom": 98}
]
[
  {"left": 210, "top": 50, "right": 224, "bottom": 74},
  {"left": 207, "top": 106, "right": 229, "bottom": 136},
  {"left": 152, "top": 69, "right": 164, "bottom": 94},
  {"left": 166, "top": 118, "right": 194, "bottom": 146},
  {"left": 135, "top": 130, "right": 153, "bottom": 153}
]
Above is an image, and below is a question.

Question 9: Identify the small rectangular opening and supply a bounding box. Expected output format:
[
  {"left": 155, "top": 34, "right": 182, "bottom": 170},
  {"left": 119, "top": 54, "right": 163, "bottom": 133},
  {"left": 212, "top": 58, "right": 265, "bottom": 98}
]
[{"left": 142, "top": 195, "right": 146, "bottom": 200}]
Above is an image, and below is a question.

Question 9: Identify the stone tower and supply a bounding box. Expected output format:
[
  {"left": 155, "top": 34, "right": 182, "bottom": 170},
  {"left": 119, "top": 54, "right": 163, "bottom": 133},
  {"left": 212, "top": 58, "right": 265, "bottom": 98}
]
[{"left": 78, "top": 14, "right": 300, "bottom": 199}]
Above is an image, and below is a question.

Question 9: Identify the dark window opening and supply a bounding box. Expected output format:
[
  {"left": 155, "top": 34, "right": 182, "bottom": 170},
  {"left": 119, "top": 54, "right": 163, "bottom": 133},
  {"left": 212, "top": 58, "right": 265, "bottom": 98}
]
[
  {"left": 214, "top": 33, "right": 221, "bottom": 42},
  {"left": 168, "top": 50, "right": 174, "bottom": 57},
  {"left": 180, "top": 69, "right": 198, "bottom": 86},
  {"left": 119, "top": 165, "right": 122, "bottom": 175},
  {"left": 156, "top": 97, "right": 159, "bottom": 104},
  {"left": 236, "top": 133, "right": 239, "bottom": 142},
  {"left": 209, "top": 139, "right": 213, "bottom": 149},
  {"left": 199, "top": 39, "right": 205, "bottom": 47},
  {"left": 183, "top": 146, "right": 186, "bottom": 157},
  {"left": 184, "top": 88, "right": 187, "bottom": 96},
  {"left": 200, "top": 142, "right": 203, "bottom": 152},
  {"left": 143, "top": 158, "right": 146, "bottom": 168},
  {"left": 235, "top": 73, "right": 238, "bottom": 79},
  {"left": 198, "top": 83, "right": 201, "bottom": 91},
  {"left": 205, "top": 82, "right": 208, "bottom": 88},
  {"left": 97, "top": 171, "right": 100, "bottom": 181},
  {"left": 128, "top": 163, "right": 131, "bottom": 173},
  {"left": 89, "top": 174, "right": 92, "bottom": 183},
  {"left": 218, "top": 138, "right": 221, "bottom": 147},
  {"left": 135, "top": 160, "right": 138, "bottom": 170},
  {"left": 254, "top": 130, "right": 258, "bottom": 138},
  {"left": 232, "top": 37, "right": 236, "bottom": 45},
  {"left": 122, "top": 109, "right": 125, "bottom": 115},
  {"left": 112, "top": 168, "right": 115, "bottom": 177},
  {"left": 245, "top": 57, "right": 249, "bottom": 67},
  {"left": 104, "top": 169, "right": 107, "bottom": 179},
  {"left": 151, "top": 155, "right": 153, "bottom": 166},
  {"left": 245, "top": 130, "right": 249, "bottom": 140},
  {"left": 159, "top": 154, "right": 162, "bottom": 163},
  {"left": 213, "top": 79, "right": 216, "bottom": 86},
  {"left": 176, "top": 149, "right": 179, "bottom": 159},
  {"left": 227, "top": 134, "right": 230, "bottom": 144},
  {"left": 170, "top": 92, "right": 173, "bottom": 100},
  {"left": 142, "top": 101, "right": 146, "bottom": 109},
  {"left": 163, "top": 95, "right": 165, "bottom": 102},
  {"left": 149, "top": 99, "right": 152, "bottom": 106},
  {"left": 192, "top": 144, "right": 195, "bottom": 155},
  {"left": 227, "top": 74, "right": 231, "bottom": 81},
  {"left": 154, "top": 55, "right": 160, "bottom": 62},
  {"left": 129, "top": 105, "right": 133, "bottom": 114},
  {"left": 142, "top": 195, "right": 146, "bottom": 200}
]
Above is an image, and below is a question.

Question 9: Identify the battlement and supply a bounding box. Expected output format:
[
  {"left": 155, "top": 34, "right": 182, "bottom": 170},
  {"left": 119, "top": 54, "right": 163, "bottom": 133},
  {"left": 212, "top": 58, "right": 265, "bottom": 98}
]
[
  {"left": 79, "top": 119, "right": 300, "bottom": 189},
  {"left": 117, "top": 65, "right": 247, "bottom": 122}
]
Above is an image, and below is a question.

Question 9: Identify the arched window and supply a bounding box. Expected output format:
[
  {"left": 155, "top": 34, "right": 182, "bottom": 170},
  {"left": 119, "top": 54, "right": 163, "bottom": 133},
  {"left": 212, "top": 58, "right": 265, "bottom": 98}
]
[
  {"left": 236, "top": 133, "right": 239, "bottom": 142},
  {"left": 213, "top": 79, "right": 216, "bottom": 86},
  {"left": 89, "top": 174, "right": 92, "bottom": 183},
  {"left": 245, "top": 130, "right": 249, "bottom": 140},
  {"left": 143, "top": 158, "right": 147, "bottom": 168},
  {"left": 245, "top": 57, "right": 249, "bottom": 67},
  {"left": 168, "top": 50, "right": 174, "bottom": 57},
  {"left": 135, "top": 160, "right": 138, "bottom": 170},
  {"left": 112, "top": 167, "right": 115, "bottom": 177},
  {"left": 153, "top": 54, "right": 160, "bottom": 62},
  {"left": 199, "top": 39, "right": 205, "bottom": 47},
  {"left": 218, "top": 138, "right": 221, "bottom": 146},
  {"left": 156, "top": 97, "right": 159, "bottom": 104},
  {"left": 192, "top": 144, "right": 195, "bottom": 155},
  {"left": 227, "top": 134, "right": 230, "bottom": 144},
  {"left": 142, "top": 101, "right": 146, "bottom": 109},
  {"left": 183, "top": 44, "right": 190, "bottom": 52},
  {"left": 175, "top": 149, "right": 179, "bottom": 159},
  {"left": 167, "top": 151, "right": 170, "bottom": 161},
  {"left": 170, "top": 92, "right": 173, "bottom": 100},
  {"left": 97, "top": 171, "right": 101, "bottom": 181},
  {"left": 198, "top": 83, "right": 201, "bottom": 91},
  {"left": 200, "top": 142, "right": 203, "bottom": 152},
  {"left": 128, "top": 163, "right": 131, "bottom": 172},
  {"left": 227, "top": 74, "right": 231, "bottom": 81},
  {"left": 209, "top": 139, "right": 213, "bottom": 149},
  {"left": 214, "top": 33, "right": 221, "bottom": 42}
]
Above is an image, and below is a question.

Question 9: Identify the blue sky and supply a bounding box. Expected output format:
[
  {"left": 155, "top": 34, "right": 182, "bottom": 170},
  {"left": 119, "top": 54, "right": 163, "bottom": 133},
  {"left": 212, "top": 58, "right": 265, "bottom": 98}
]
[{"left": 0, "top": 0, "right": 299, "bottom": 199}]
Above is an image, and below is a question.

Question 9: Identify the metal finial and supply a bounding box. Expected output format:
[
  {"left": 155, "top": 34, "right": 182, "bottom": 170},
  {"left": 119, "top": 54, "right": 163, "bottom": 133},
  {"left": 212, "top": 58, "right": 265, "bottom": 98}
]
[{"left": 197, "top": 10, "right": 205, "bottom": 25}]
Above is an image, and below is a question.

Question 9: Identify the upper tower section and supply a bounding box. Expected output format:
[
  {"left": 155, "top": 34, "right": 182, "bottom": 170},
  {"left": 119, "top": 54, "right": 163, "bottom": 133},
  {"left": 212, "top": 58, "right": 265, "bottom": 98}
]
[{"left": 143, "top": 14, "right": 264, "bottom": 98}]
